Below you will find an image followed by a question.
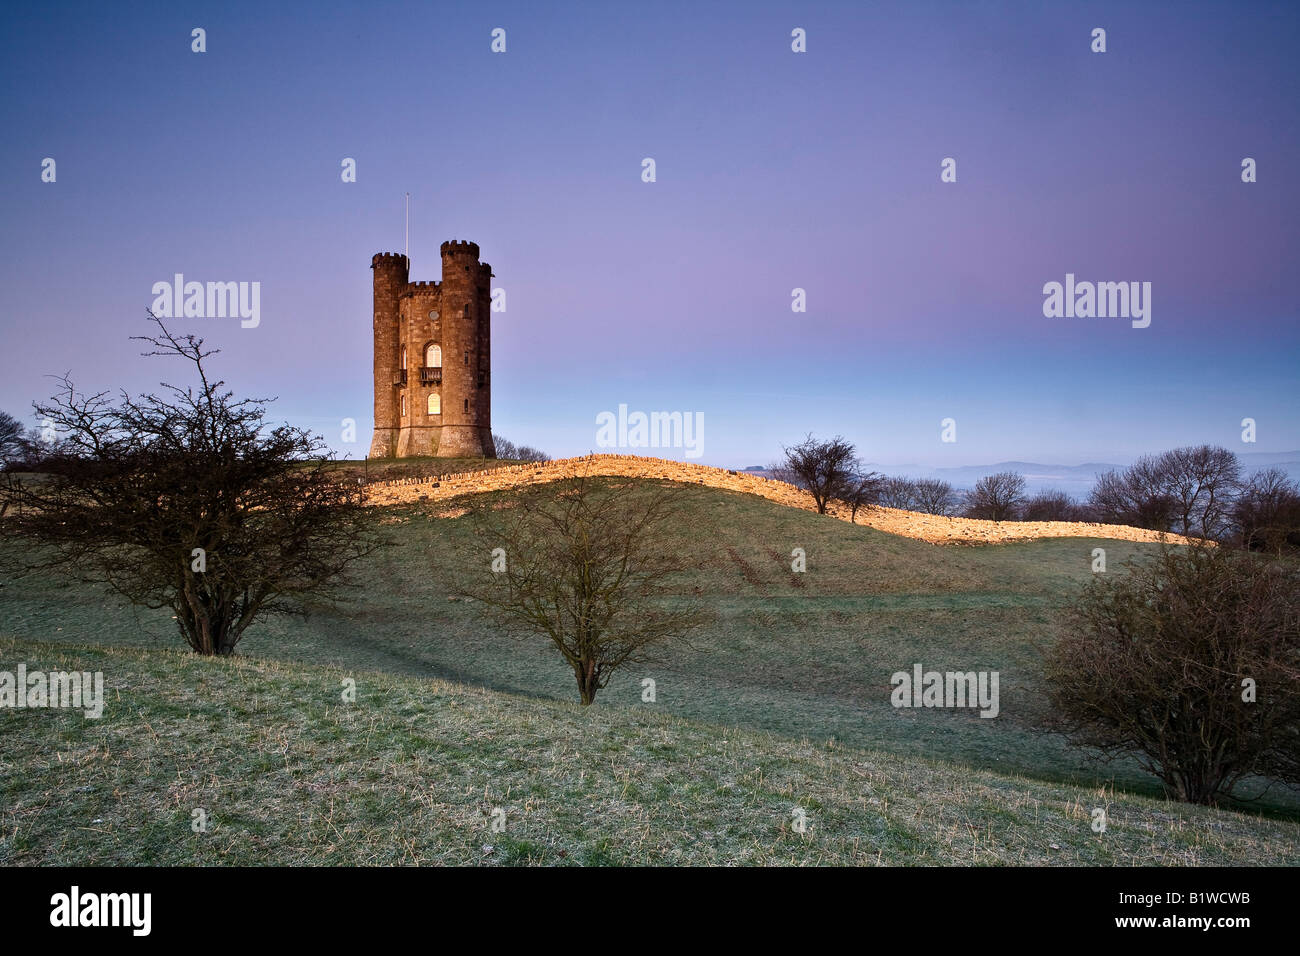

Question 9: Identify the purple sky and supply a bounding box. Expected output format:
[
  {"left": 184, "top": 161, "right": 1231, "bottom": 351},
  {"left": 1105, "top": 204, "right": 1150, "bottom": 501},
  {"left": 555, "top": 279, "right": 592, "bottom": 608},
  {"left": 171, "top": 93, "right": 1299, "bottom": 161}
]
[{"left": 2, "top": 0, "right": 1297, "bottom": 468}]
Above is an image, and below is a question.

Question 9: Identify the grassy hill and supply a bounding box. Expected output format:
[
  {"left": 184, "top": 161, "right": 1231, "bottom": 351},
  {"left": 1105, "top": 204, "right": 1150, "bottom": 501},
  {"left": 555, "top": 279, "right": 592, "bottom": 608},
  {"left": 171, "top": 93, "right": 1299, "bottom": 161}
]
[
  {"left": 2, "top": 477, "right": 1298, "bottom": 865},
  {"left": 2, "top": 636, "right": 1296, "bottom": 866},
  {"left": 319, "top": 455, "right": 518, "bottom": 483}
]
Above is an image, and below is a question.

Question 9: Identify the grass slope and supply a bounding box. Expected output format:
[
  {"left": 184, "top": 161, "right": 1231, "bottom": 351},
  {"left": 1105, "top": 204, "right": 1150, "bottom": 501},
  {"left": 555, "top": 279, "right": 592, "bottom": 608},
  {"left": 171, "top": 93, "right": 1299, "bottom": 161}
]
[
  {"left": 2, "top": 637, "right": 1296, "bottom": 866},
  {"left": 2, "top": 479, "right": 1296, "bottom": 818}
]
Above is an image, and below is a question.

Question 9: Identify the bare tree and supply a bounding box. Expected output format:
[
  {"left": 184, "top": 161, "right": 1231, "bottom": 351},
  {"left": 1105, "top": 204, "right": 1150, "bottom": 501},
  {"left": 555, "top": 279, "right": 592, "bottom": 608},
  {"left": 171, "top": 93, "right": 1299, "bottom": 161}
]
[
  {"left": 515, "top": 444, "right": 550, "bottom": 463},
  {"left": 0, "top": 315, "right": 384, "bottom": 656},
  {"left": 1233, "top": 467, "right": 1300, "bottom": 555},
  {"left": 837, "top": 470, "right": 885, "bottom": 522},
  {"left": 1089, "top": 457, "right": 1175, "bottom": 531},
  {"left": 780, "top": 434, "right": 858, "bottom": 514},
  {"left": 491, "top": 434, "right": 549, "bottom": 462},
  {"left": 461, "top": 475, "right": 705, "bottom": 705},
  {"left": 492, "top": 433, "right": 519, "bottom": 459},
  {"left": 910, "top": 478, "right": 957, "bottom": 516},
  {"left": 876, "top": 476, "right": 917, "bottom": 511},
  {"left": 1156, "top": 445, "right": 1241, "bottom": 539},
  {"left": 1022, "top": 489, "right": 1076, "bottom": 522},
  {"left": 1087, "top": 447, "right": 1241, "bottom": 538},
  {"left": 1045, "top": 545, "right": 1300, "bottom": 805},
  {"left": 963, "top": 472, "right": 1026, "bottom": 521}
]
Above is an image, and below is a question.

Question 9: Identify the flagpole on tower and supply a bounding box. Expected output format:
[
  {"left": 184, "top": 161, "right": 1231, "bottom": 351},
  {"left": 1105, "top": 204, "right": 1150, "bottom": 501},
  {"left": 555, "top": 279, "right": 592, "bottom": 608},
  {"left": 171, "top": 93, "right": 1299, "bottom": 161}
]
[{"left": 404, "top": 192, "right": 410, "bottom": 259}]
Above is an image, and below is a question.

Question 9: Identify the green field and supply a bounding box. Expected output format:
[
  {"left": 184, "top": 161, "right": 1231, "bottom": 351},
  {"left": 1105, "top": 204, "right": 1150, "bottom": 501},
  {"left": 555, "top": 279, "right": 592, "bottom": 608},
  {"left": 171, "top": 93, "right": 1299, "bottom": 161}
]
[{"left": 2, "top": 479, "right": 1297, "bottom": 864}]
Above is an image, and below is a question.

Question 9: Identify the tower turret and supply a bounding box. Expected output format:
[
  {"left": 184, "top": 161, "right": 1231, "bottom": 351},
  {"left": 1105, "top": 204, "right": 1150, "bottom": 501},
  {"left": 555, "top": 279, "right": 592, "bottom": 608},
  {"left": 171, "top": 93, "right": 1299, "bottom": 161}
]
[
  {"left": 369, "top": 252, "right": 408, "bottom": 458},
  {"left": 435, "top": 240, "right": 495, "bottom": 458}
]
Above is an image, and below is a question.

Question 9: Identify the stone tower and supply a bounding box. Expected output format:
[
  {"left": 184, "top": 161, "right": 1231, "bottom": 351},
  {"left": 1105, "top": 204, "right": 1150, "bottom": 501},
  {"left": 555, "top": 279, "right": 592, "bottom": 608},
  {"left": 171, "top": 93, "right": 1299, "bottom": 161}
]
[{"left": 368, "top": 241, "right": 496, "bottom": 458}]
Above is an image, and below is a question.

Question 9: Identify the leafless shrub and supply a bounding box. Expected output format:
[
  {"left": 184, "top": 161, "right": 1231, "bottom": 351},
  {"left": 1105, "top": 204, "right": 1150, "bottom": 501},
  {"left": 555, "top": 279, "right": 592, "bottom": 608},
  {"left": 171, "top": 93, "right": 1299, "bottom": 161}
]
[
  {"left": 1044, "top": 545, "right": 1300, "bottom": 805},
  {"left": 492, "top": 434, "right": 550, "bottom": 462},
  {"left": 460, "top": 475, "right": 705, "bottom": 705},
  {"left": 0, "top": 314, "right": 384, "bottom": 656},
  {"left": 1022, "top": 489, "right": 1077, "bottom": 522},
  {"left": 779, "top": 434, "right": 859, "bottom": 515},
  {"left": 1233, "top": 467, "right": 1300, "bottom": 555},
  {"left": 910, "top": 478, "right": 957, "bottom": 516},
  {"left": 963, "top": 471, "right": 1026, "bottom": 521}
]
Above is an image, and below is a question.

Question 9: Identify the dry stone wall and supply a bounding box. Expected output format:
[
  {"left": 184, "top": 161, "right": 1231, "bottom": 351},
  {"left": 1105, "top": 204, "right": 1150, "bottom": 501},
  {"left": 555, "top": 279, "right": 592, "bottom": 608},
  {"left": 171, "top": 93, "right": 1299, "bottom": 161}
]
[{"left": 361, "top": 453, "right": 1204, "bottom": 547}]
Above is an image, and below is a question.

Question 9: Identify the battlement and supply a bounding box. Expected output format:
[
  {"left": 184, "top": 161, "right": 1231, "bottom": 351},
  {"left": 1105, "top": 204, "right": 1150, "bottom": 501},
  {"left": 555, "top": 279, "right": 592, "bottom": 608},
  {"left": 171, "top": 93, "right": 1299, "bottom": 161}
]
[
  {"left": 372, "top": 252, "right": 410, "bottom": 269},
  {"left": 440, "top": 239, "right": 480, "bottom": 258},
  {"left": 406, "top": 281, "right": 441, "bottom": 294}
]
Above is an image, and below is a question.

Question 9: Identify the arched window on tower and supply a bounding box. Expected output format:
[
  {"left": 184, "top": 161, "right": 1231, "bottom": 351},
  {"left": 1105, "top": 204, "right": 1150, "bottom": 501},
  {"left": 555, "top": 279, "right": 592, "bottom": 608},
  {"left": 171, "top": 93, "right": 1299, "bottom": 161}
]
[
  {"left": 400, "top": 345, "right": 407, "bottom": 370},
  {"left": 426, "top": 344, "right": 442, "bottom": 368},
  {"left": 427, "top": 393, "right": 440, "bottom": 415}
]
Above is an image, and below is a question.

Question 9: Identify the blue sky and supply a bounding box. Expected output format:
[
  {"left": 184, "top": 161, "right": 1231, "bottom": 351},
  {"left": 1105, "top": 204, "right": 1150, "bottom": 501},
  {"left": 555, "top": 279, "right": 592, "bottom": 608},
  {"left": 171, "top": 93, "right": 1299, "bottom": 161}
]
[{"left": 1, "top": 0, "right": 1296, "bottom": 467}]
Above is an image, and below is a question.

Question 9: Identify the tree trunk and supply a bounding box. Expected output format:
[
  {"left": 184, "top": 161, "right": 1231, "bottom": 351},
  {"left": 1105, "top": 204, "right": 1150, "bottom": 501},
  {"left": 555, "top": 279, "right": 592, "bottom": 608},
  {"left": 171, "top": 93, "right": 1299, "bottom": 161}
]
[{"left": 576, "top": 659, "right": 599, "bottom": 706}]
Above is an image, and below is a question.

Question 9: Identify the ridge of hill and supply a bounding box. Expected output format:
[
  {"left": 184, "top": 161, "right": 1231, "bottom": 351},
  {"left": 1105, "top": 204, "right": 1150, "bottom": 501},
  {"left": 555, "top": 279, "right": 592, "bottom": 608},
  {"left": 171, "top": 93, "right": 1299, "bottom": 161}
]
[{"left": 361, "top": 454, "right": 1204, "bottom": 546}]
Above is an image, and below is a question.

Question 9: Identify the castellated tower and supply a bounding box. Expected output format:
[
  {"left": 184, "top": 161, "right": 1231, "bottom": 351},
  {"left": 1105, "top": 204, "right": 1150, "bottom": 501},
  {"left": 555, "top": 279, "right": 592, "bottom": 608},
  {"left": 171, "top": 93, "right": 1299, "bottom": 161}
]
[{"left": 368, "top": 241, "right": 496, "bottom": 459}]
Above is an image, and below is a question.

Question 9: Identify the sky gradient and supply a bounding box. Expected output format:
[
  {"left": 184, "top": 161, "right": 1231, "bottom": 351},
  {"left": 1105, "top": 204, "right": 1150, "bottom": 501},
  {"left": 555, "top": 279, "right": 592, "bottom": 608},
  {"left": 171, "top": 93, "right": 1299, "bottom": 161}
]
[{"left": 2, "top": 0, "right": 1297, "bottom": 468}]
